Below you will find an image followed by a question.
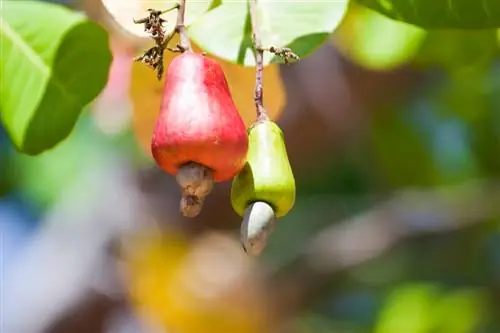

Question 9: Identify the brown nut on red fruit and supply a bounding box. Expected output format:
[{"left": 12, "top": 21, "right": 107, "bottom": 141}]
[{"left": 151, "top": 52, "right": 249, "bottom": 217}]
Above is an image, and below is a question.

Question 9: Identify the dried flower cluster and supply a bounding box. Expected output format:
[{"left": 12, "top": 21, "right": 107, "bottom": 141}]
[
  {"left": 133, "top": 7, "right": 179, "bottom": 80},
  {"left": 264, "top": 46, "right": 300, "bottom": 64}
]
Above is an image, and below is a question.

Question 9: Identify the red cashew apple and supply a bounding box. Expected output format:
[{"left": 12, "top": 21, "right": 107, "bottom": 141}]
[{"left": 151, "top": 51, "right": 249, "bottom": 217}]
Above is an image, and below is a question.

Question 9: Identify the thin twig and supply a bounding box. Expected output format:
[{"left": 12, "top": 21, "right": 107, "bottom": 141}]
[
  {"left": 161, "top": 0, "right": 192, "bottom": 54},
  {"left": 175, "top": 0, "right": 192, "bottom": 52},
  {"left": 248, "top": 0, "right": 268, "bottom": 122},
  {"left": 248, "top": 0, "right": 299, "bottom": 121}
]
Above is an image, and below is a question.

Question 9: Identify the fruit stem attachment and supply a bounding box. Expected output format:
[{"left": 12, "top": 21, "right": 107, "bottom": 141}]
[
  {"left": 176, "top": 162, "right": 214, "bottom": 217},
  {"left": 164, "top": 0, "right": 193, "bottom": 53},
  {"left": 240, "top": 201, "right": 277, "bottom": 256},
  {"left": 248, "top": 0, "right": 300, "bottom": 122},
  {"left": 175, "top": 0, "right": 192, "bottom": 52},
  {"left": 248, "top": 0, "right": 268, "bottom": 122}
]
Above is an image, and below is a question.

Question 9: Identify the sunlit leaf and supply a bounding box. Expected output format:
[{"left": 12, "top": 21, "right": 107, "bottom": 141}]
[
  {"left": 0, "top": 0, "right": 112, "bottom": 154},
  {"left": 188, "top": 0, "right": 349, "bottom": 66},
  {"left": 334, "top": 4, "right": 427, "bottom": 70},
  {"left": 100, "top": 0, "right": 212, "bottom": 41}
]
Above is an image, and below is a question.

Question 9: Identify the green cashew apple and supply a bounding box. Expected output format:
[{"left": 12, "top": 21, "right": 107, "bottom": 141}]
[
  {"left": 231, "top": 119, "right": 296, "bottom": 217},
  {"left": 231, "top": 119, "right": 296, "bottom": 255}
]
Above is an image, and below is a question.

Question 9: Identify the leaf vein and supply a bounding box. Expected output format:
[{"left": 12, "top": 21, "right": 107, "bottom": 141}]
[{"left": 0, "top": 18, "right": 78, "bottom": 108}]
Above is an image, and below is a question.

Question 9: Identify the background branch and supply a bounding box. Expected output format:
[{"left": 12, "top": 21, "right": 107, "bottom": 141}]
[{"left": 266, "top": 179, "right": 500, "bottom": 320}]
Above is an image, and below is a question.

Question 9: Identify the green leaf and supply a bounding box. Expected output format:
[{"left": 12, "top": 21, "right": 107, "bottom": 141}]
[
  {"left": 370, "top": 107, "right": 437, "bottom": 187},
  {"left": 335, "top": 4, "right": 427, "bottom": 70},
  {"left": 432, "top": 289, "right": 486, "bottom": 333},
  {"left": 356, "top": 0, "right": 500, "bottom": 29},
  {"left": 208, "top": 0, "right": 222, "bottom": 10},
  {"left": 188, "top": 0, "right": 349, "bottom": 66},
  {"left": 415, "top": 30, "right": 498, "bottom": 120},
  {"left": 0, "top": 1, "right": 112, "bottom": 155},
  {"left": 416, "top": 30, "right": 499, "bottom": 71},
  {"left": 375, "top": 283, "right": 441, "bottom": 333}
]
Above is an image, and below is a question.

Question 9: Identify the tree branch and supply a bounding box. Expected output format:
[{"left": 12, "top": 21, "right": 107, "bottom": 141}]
[
  {"left": 249, "top": 0, "right": 268, "bottom": 121},
  {"left": 248, "top": 0, "right": 300, "bottom": 121}
]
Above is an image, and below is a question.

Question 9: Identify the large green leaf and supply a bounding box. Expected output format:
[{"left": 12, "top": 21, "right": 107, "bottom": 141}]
[
  {"left": 334, "top": 4, "right": 427, "bottom": 70},
  {"left": 0, "top": 1, "right": 112, "bottom": 155},
  {"left": 356, "top": 0, "right": 500, "bottom": 29},
  {"left": 188, "top": 0, "right": 349, "bottom": 66}
]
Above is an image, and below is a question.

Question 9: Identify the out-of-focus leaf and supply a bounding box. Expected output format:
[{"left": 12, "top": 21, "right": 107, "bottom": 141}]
[
  {"left": 370, "top": 108, "right": 437, "bottom": 187},
  {"left": 416, "top": 30, "right": 498, "bottom": 72},
  {"left": 130, "top": 35, "right": 285, "bottom": 154},
  {"left": 0, "top": 0, "right": 112, "bottom": 155},
  {"left": 374, "top": 283, "right": 440, "bottom": 333},
  {"left": 438, "top": 69, "right": 490, "bottom": 121},
  {"left": 334, "top": 3, "right": 426, "bottom": 70},
  {"left": 471, "top": 62, "right": 500, "bottom": 178},
  {"left": 433, "top": 289, "right": 487, "bottom": 333},
  {"left": 13, "top": 116, "right": 113, "bottom": 208},
  {"left": 414, "top": 30, "right": 498, "bottom": 125},
  {"left": 356, "top": 0, "right": 500, "bottom": 29},
  {"left": 188, "top": 0, "right": 349, "bottom": 66}
]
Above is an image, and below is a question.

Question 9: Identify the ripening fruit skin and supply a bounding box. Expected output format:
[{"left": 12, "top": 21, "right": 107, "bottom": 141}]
[
  {"left": 151, "top": 52, "right": 248, "bottom": 182},
  {"left": 231, "top": 119, "right": 296, "bottom": 218}
]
